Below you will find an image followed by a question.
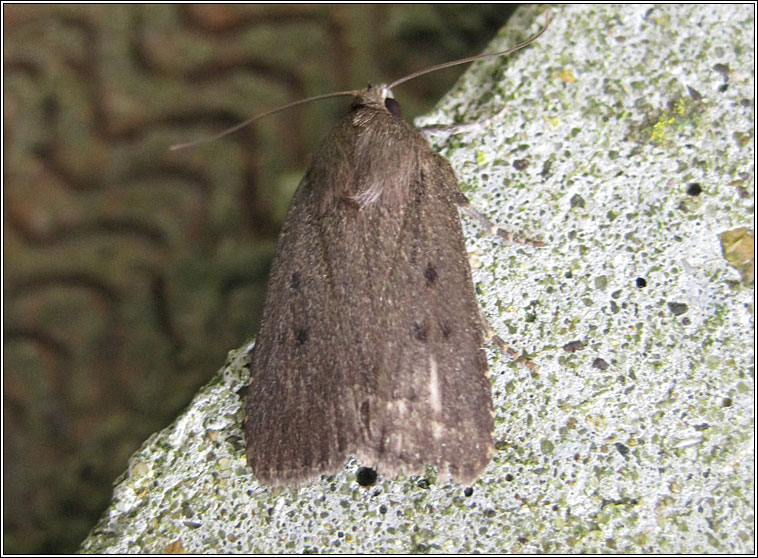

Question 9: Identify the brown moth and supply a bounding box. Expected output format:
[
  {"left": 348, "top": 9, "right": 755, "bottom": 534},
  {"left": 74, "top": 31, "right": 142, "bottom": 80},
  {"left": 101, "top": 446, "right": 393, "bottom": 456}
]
[{"left": 239, "top": 12, "right": 550, "bottom": 486}]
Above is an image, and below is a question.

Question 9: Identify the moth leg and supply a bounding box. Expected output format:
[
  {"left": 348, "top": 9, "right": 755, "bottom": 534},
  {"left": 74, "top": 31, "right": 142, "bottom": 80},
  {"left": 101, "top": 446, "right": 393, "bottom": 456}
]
[
  {"left": 460, "top": 203, "right": 544, "bottom": 247},
  {"left": 454, "top": 187, "right": 540, "bottom": 370},
  {"left": 418, "top": 107, "right": 509, "bottom": 136},
  {"left": 478, "top": 308, "right": 537, "bottom": 372},
  {"left": 450, "top": 187, "right": 543, "bottom": 246},
  {"left": 420, "top": 106, "right": 544, "bottom": 246}
]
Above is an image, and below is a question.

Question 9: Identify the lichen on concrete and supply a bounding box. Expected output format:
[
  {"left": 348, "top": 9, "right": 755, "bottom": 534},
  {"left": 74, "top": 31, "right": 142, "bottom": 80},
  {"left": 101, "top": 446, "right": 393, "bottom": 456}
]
[{"left": 81, "top": 4, "right": 754, "bottom": 553}]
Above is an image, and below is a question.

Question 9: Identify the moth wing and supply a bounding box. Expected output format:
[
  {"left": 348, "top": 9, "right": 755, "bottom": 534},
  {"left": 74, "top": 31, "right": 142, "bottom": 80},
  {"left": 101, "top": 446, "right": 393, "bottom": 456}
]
[
  {"left": 360, "top": 152, "right": 494, "bottom": 484},
  {"left": 245, "top": 176, "right": 369, "bottom": 485}
]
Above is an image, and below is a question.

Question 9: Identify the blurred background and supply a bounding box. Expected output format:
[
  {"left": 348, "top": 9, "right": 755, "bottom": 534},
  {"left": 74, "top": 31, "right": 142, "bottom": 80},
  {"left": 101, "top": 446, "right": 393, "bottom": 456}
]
[{"left": 3, "top": 4, "right": 519, "bottom": 553}]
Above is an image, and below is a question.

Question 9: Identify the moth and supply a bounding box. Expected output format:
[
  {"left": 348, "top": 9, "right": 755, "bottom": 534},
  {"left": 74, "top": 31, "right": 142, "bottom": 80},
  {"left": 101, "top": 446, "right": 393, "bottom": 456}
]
[{"left": 225, "top": 13, "right": 549, "bottom": 486}]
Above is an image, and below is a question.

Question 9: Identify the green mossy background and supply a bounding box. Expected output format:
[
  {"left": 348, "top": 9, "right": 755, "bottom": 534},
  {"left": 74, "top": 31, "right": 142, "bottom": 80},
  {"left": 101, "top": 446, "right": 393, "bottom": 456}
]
[{"left": 3, "top": 5, "right": 518, "bottom": 553}]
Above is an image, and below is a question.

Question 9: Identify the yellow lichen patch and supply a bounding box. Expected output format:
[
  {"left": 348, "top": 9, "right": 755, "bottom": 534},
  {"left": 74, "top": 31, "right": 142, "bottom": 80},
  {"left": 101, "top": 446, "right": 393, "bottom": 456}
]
[
  {"left": 557, "top": 68, "right": 577, "bottom": 84},
  {"left": 720, "top": 227, "right": 754, "bottom": 285}
]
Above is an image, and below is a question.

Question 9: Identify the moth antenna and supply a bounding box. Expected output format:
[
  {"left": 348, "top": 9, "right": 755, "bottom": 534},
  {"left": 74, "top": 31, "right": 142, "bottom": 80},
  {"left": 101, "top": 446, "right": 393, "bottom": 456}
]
[
  {"left": 388, "top": 10, "right": 550, "bottom": 90},
  {"left": 171, "top": 10, "right": 549, "bottom": 152},
  {"left": 169, "top": 90, "right": 358, "bottom": 151}
]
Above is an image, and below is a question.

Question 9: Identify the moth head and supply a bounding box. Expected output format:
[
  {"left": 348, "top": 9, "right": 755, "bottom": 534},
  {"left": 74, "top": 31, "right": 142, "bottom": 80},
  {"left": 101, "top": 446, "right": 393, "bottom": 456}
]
[{"left": 354, "top": 83, "right": 402, "bottom": 119}]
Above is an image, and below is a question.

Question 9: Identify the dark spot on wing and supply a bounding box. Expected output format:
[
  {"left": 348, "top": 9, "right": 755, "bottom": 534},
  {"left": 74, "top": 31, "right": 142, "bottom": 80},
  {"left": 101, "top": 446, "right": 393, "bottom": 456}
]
[
  {"left": 424, "top": 263, "right": 438, "bottom": 286},
  {"left": 295, "top": 327, "right": 309, "bottom": 346},
  {"left": 412, "top": 321, "right": 429, "bottom": 343},
  {"left": 290, "top": 272, "right": 301, "bottom": 291}
]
